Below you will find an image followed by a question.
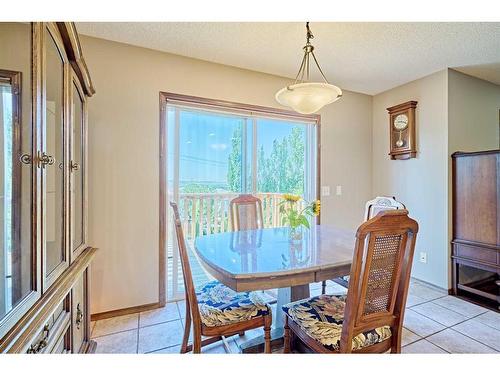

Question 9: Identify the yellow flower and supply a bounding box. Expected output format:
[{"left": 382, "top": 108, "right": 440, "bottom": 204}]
[
  {"left": 283, "top": 193, "right": 301, "bottom": 203},
  {"left": 312, "top": 200, "right": 321, "bottom": 216}
]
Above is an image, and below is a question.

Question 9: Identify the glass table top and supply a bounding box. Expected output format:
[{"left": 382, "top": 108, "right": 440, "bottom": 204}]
[{"left": 194, "top": 226, "right": 355, "bottom": 279}]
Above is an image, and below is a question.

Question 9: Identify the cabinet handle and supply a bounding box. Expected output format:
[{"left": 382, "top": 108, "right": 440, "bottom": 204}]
[
  {"left": 20, "top": 153, "right": 32, "bottom": 165},
  {"left": 76, "top": 303, "right": 83, "bottom": 330},
  {"left": 26, "top": 324, "right": 50, "bottom": 354},
  {"left": 38, "top": 151, "right": 55, "bottom": 168},
  {"left": 70, "top": 161, "right": 80, "bottom": 172}
]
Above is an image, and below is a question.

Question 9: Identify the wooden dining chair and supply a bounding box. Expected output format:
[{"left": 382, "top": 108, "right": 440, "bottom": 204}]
[
  {"left": 283, "top": 210, "right": 418, "bottom": 354},
  {"left": 170, "top": 201, "right": 272, "bottom": 354},
  {"left": 330, "top": 196, "right": 406, "bottom": 291},
  {"left": 229, "top": 194, "right": 278, "bottom": 301},
  {"left": 229, "top": 194, "right": 264, "bottom": 231}
]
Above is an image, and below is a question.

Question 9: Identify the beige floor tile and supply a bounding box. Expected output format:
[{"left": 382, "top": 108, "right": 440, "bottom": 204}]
[
  {"left": 405, "top": 294, "right": 427, "bottom": 307},
  {"left": 403, "top": 309, "right": 446, "bottom": 337},
  {"left": 92, "top": 313, "right": 139, "bottom": 338},
  {"left": 408, "top": 282, "right": 447, "bottom": 302},
  {"left": 202, "top": 338, "right": 240, "bottom": 354},
  {"left": 94, "top": 330, "right": 138, "bottom": 354},
  {"left": 427, "top": 328, "right": 496, "bottom": 353},
  {"left": 402, "top": 339, "right": 448, "bottom": 354},
  {"left": 432, "top": 296, "right": 489, "bottom": 318},
  {"left": 410, "top": 302, "right": 467, "bottom": 327},
  {"left": 234, "top": 327, "right": 265, "bottom": 347},
  {"left": 452, "top": 319, "right": 500, "bottom": 351},
  {"left": 139, "top": 303, "right": 180, "bottom": 327},
  {"left": 474, "top": 311, "right": 500, "bottom": 331},
  {"left": 177, "top": 300, "right": 186, "bottom": 318},
  {"left": 402, "top": 328, "right": 421, "bottom": 346},
  {"left": 148, "top": 345, "right": 182, "bottom": 354},
  {"left": 138, "top": 319, "right": 185, "bottom": 353}
]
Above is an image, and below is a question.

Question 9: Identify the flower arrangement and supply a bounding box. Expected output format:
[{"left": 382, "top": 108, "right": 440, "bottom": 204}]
[{"left": 279, "top": 194, "right": 321, "bottom": 234}]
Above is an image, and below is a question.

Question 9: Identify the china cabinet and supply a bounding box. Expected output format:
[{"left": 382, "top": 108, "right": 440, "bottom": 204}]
[
  {"left": 451, "top": 150, "right": 499, "bottom": 310},
  {"left": 0, "top": 22, "right": 97, "bottom": 353}
]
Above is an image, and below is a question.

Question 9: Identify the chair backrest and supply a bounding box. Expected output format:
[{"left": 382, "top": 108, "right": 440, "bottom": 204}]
[
  {"left": 364, "top": 196, "right": 405, "bottom": 221},
  {"left": 170, "top": 202, "right": 201, "bottom": 324},
  {"left": 340, "top": 210, "right": 418, "bottom": 352},
  {"left": 229, "top": 194, "right": 264, "bottom": 231}
]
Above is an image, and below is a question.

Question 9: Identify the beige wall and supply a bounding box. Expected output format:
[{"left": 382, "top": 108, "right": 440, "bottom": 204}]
[
  {"left": 448, "top": 69, "right": 500, "bottom": 152},
  {"left": 81, "top": 36, "right": 373, "bottom": 314},
  {"left": 372, "top": 70, "right": 449, "bottom": 289},
  {"left": 372, "top": 69, "right": 500, "bottom": 290}
]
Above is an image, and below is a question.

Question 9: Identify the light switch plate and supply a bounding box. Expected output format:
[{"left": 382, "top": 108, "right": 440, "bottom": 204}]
[
  {"left": 336, "top": 185, "right": 342, "bottom": 196},
  {"left": 419, "top": 252, "right": 427, "bottom": 264},
  {"left": 321, "top": 186, "right": 330, "bottom": 196}
]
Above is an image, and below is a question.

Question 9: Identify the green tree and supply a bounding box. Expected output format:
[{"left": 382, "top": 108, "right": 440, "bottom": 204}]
[
  {"left": 227, "top": 127, "right": 242, "bottom": 192},
  {"left": 227, "top": 126, "right": 305, "bottom": 195}
]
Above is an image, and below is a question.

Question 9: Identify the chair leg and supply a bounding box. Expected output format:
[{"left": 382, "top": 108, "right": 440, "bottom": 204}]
[
  {"left": 238, "top": 331, "right": 245, "bottom": 337},
  {"left": 321, "top": 280, "right": 326, "bottom": 295},
  {"left": 390, "top": 332, "right": 402, "bottom": 354},
  {"left": 264, "top": 315, "right": 272, "bottom": 354},
  {"left": 180, "top": 302, "right": 191, "bottom": 353},
  {"left": 193, "top": 327, "right": 202, "bottom": 354},
  {"left": 283, "top": 316, "right": 291, "bottom": 353}
]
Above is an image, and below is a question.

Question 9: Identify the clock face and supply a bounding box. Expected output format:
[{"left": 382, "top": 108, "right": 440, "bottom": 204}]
[{"left": 394, "top": 114, "right": 409, "bottom": 131}]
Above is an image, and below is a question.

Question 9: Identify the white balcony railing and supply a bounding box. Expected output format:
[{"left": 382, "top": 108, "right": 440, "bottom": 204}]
[{"left": 178, "top": 192, "right": 298, "bottom": 239}]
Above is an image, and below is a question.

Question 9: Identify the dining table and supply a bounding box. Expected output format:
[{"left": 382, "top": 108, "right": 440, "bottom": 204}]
[{"left": 193, "top": 225, "right": 356, "bottom": 353}]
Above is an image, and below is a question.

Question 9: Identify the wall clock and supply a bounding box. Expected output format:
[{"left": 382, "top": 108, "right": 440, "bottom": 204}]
[{"left": 387, "top": 101, "right": 417, "bottom": 160}]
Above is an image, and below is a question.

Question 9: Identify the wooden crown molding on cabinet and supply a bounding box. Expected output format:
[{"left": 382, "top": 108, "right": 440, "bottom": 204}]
[{"left": 56, "top": 22, "right": 95, "bottom": 97}]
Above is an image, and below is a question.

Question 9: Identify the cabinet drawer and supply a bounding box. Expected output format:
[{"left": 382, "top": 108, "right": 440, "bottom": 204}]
[
  {"left": 26, "top": 294, "right": 71, "bottom": 354},
  {"left": 72, "top": 269, "right": 88, "bottom": 353},
  {"left": 453, "top": 243, "right": 498, "bottom": 265}
]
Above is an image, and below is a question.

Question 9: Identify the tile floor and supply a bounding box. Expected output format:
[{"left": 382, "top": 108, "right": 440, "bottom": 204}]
[{"left": 90, "top": 279, "right": 500, "bottom": 354}]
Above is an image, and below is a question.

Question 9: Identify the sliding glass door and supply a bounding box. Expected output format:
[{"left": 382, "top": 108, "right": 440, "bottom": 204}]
[{"left": 164, "top": 101, "right": 318, "bottom": 301}]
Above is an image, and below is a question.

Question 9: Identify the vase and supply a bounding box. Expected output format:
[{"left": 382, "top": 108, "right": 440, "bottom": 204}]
[{"left": 288, "top": 226, "right": 303, "bottom": 243}]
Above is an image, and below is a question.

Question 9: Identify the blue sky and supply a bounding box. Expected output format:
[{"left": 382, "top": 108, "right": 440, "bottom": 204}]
[{"left": 167, "top": 107, "right": 307, "bottom": 188}]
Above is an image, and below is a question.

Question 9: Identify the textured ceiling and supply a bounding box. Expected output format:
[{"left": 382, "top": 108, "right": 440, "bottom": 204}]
[{"left": 76, "top": 22, "right": 500, "bottom": 95}]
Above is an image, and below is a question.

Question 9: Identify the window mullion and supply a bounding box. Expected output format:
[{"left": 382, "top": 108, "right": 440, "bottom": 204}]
[{"left": 251, "top": 118, "right": 257, "bottom": 194}]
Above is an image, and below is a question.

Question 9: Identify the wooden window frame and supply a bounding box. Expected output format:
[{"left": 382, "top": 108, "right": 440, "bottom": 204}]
[{"left": 158, "top": 91, "right": 321, "bottom": 305}]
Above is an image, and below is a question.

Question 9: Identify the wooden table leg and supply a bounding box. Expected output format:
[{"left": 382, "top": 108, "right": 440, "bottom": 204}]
[{"left": 239, "top": 284, "right": 310, "bottom": 353}]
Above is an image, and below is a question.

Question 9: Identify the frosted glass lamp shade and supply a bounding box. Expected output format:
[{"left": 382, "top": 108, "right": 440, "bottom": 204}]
[{"left": 275, "top": 82, "right": 342, "bottom": 114}]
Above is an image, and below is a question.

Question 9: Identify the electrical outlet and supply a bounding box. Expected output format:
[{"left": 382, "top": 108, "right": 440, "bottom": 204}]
[
  {"left": 335, "top": 185, "right": 342, "bottom": 196},
  {"left": 419, "top": 252, "right": 427, "bottom": 264},
  {"left": 321, "top": 186, "right": 330, "bottom": 196}
]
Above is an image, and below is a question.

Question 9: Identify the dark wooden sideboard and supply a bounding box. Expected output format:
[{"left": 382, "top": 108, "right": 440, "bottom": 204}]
[{"left": 451, "top": 150, "right": 499, "bottom": 310}]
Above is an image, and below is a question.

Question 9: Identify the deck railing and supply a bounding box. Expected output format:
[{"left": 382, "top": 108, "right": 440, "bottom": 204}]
[{"left": 178, "top": 192, "right": 295, "bottom": 239}]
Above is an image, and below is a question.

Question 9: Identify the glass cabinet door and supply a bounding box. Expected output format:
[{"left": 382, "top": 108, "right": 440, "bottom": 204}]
[
  {"left": 0, "top": 23, "right": 37, "bottom": 333},
  {"left": 43, "top": 26, "right": 68, "bottom": 287},
  {"left": 70, "top": 80, "right": 85, "bottom": 258}
]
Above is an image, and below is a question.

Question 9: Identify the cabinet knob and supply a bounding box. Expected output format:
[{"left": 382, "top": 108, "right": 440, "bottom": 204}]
[
  {"left": 20, "top": 153, "right": 32, "bottom": 165},
  {"left": 76, "top": 303, "right": 83, "bottom": 330},
  {"left": 71, "top": 161, "right": 80, "bottom": 172},
  {"left": 38, "top": 152, "right": 55, "bottom": 168},
  {"left": 26, "top": 324, "right": 50, "bottom": 354}
]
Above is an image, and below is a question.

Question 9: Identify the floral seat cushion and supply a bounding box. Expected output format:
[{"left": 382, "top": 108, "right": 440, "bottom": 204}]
[
  {"left": 196, "top": 281, "right": 271, "bottom": 327},
  {"left": 282, "top": 294, "right": 392, "bottom": 351}
]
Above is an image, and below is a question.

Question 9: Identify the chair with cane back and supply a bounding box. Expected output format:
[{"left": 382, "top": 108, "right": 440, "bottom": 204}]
[{"left": 283, "top": 210, "right": 418, "bottom": 353}]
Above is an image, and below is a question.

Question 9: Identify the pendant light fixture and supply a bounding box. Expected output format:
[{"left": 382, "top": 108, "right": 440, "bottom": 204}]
[{"left": 275, "top": 22, "right": 342, "bottom": 114}]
